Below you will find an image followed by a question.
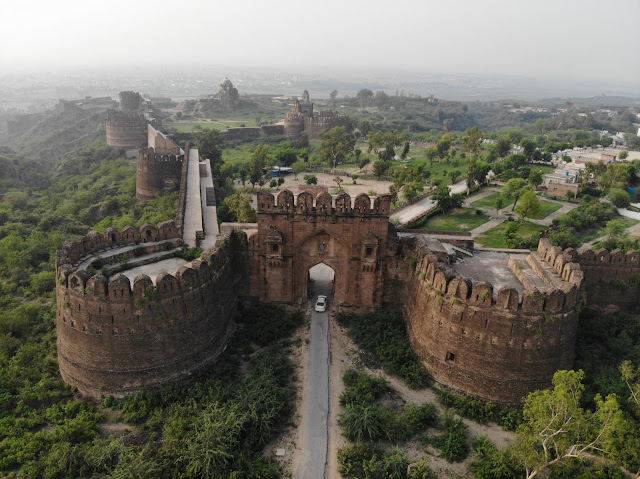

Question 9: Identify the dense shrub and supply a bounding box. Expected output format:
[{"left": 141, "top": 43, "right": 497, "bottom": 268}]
[
  {"left": 435, "top": 389, "right": 523, "bottom": 430},
  {"left": 337, "top": 442, "right": 410, "bottom": 479},
  {"left": 430, "top": 414, "right": 469, "bottom": 462},
  {"left": 337, "top": 310, "right": 430, "bottom": 388},
  {"left": 340, "top": 369, "right": 389, "bottom": 406},
  {"left": 469, "top": 435, "right": 524, "bottom": 479}
]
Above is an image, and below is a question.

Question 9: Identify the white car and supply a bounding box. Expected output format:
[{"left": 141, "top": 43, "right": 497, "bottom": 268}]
[{"left": 315, "top": 295, "right": 328, "bottom": 312}]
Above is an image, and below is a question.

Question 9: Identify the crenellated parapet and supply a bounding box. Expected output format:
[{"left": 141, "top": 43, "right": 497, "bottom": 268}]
[
  {"left": 256, "top": 189, "right": 391, "bottom": 216},
  {"left": 55, "top": 221, "right": 181, "bottom": 269},
  {"left": 55, "top": 229, "right": 249, "bottom": 397},
  {"left": 574, "top": 242, "right": 640, "bottom": 309},
  {"left": 250, "top": 189, "right": 394, "bottom": 309},
  {"left": 136, "top": 147, "right": 184, "bottom": 200},
  {"left": 106, "top": 111, "right": 148, "bottom": 148},
  {"left": 395, "top": 238, "right": 583, "bottom": 403},
  {"left": 119, "top": 91, "right": 142, "bottom": 112}
]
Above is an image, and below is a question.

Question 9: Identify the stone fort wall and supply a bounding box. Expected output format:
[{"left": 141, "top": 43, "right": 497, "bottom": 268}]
[
  {"left": 55, "top": 225, "right": 248, "bottom": 397},
  {"left": 387, "top": 238, "right": 584, "bottom": 404},
  {"left": 576, "top": 247, "right": 640, "bottom": 310},
  {"left": 249, "top": 189, "right": 393, "bottom": 309},
  {"left": 106, "top": 111, "right": 148, "bottom": 148},
  {"left": 135, "top": 147, "right": 184, "bottom": 201}
]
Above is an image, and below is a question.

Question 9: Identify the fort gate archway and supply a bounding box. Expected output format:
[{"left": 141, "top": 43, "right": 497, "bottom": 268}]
[{"left": 248, "top": 189, "right": 393, "bottom": 310}]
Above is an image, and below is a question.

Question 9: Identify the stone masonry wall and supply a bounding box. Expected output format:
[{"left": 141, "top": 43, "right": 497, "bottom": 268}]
[
  {"left": 106, "top": 111, "right": 148, "bottom": 148},
  {"left": 392, "top": 238, "right": 583, "bottom": 403},
  {"left": 249, "top": 189, "right": 394, "bottom": 309},
  {"left": 55, "top": 227, "right": 248, "bottom": 397},
  {"left": 576, "top": 247, "right": 640, "bottom": 310},
  {"left": 135, "top": 147, "right": 184, "bottom": 201}
]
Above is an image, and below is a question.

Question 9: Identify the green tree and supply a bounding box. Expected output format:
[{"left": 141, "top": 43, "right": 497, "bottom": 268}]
[
  {"left": 194, "top": 128, "right": 224, "bottom": 164},
  {"left": 304, "top": 174, "right": 317, "bottom": 185},
  {"left": 463, "top": 126, "right": 483, "bottom": 160},
  {"left": 274, "top": 145, "right": 298, "bottom": 166},
  {"left": 620, "top": 361, "right": 640, "bottom": 413},
  {"left": 318, "top": 126, "right": 356, "bottom": 173},
  {"left": 503, "top": 221, "right": 519, "bottom": 248},
  {"left": 401, "top": 141, "right": 410, "bottom": 159},
  {"left": 504, "top": 178, "right": 530, "bottom": 211},
  {"left": 425, "top": 147, "right": 438, "bottom": 166},
  {"left": 372, "top": 159, "right": 391, "bottom": 179},
  {"left": 292, "top": 160, "right": 306, "bottom": 180},
  {"left": 520, "top": 138, "right": 537, "bottom": 161},
  {"left": 513, "top": 370, "right": 628, "bottom": 479},
  {"left": 249, "top": 144, "right": 269, "bottom": 188},
  {"left": 605, "top": 219, "right": 628, "bottom": 241},
  {"left": 374, "top": 90, "right": 390, "bottom": 110},
  {"left": 495, "top": 195, "right": 504, "bottom": 214},
  {"left": 403, "top": 180, "right": 424, "bottom": 203},
  {"left": 528, "top": 169, "right": 544, "bottom": 187},
  {"left": 566, "top": 190, "right": 575, "bottom": 202},
  {"left": 449, "top": 169, "right": 461, "bottom": 184},
  {"left": 433, "top": 183, "right": 463, "bottom": 213},
  {"left": 334, "top": 176, "right": 344, "bottom": 191},
  {"left": 618, "top": 150, "right": 629, "bottom": 160},
  {"left": 368, "top": 130, "right": 405, "bottom": 162},
  {"left": 223, "top": 190, "right": 257, "bottom": 223},
  {"left": 515, "top": 190, "right": 540, "bottom": 223},
  {"left": 437, "top": 133, "right": 453, "bottom": 163},
  {"left": 357, "top": 156, "right": 371, "bottom": 174},
  {"left": 496, "top": 136, "right": 512, "bottom": 158},
  {"left": 330, "top": 89, "right": 338, "bottom": 104},
  {"left": 609, "top": 188, "right": 631, "bottom": 208},
  {"left": 356, "top": 88, "right": 374, "bottom": 108}
]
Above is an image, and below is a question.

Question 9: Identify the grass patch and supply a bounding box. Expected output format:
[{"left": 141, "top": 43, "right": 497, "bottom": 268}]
[
  {"left": 336, "top": 310, "right": 430, "bottom": 389},
  {"left": 473, "top": 192, "right": 514, "bottom": 209},
  {"left": 415, "top": 208, "right": 489, "bottom": 232},
  {"left": 530, "top": 199, "right": 563, "bottom": 219},
  {"left": 475, "top": 220, "right": 546, "bottom": 249},
  {"left": 165, "top": 120, "right": 257, "bottom": 133}
]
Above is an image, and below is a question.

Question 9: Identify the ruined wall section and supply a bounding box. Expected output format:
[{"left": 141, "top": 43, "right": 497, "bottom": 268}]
[
  {"left": 395, "top": 238, "right": 583, "bottom": 403},
  {"left": 576, "top": 247, "right": 640, "bottom": 310},
  {"left": 135, "top": 147, "right": 184, "bottom": 201},
  {"left": 148, "top": 124, "right": 180, "bottom": 150},
  {"left": 55, "top": 227, "right": 248, "bottom": 397},
  {"left": 106, "top": 111, "right": 148, "bottom": 148}
]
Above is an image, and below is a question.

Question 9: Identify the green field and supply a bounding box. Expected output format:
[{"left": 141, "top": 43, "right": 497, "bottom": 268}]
[
  {"left": 221, "top": 144, "right": 254, "bottom": 165},
  {"left": 413, "top": 208, "right": 490, "bottom": 232},
  {"left": 473, "top": 192, "right": 514, "bottom": 209},
  {"left": 165, "top": 120, "right": 258, "bottom": 133},
  {"left": 475, "top": 220, "right": 546, "bottom": 248},
  {"left": 531, "top": 199, "right": 563, "bottom": 219}
]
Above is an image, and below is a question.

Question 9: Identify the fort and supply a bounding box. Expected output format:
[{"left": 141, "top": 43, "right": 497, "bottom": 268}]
[
  {"left": 55, "top": 180, "right": 640, "bottom": 402},
  {"left": 283, "top": 90, "right": 351, "bottom": 138}
]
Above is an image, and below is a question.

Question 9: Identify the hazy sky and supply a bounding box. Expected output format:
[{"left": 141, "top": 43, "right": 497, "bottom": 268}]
[{"left": 2, "top": 0, "right": 639, "bottom": 84}]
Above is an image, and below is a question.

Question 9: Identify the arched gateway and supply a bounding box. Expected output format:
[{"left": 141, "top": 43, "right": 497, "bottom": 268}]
[{"left": 248, "top": 189, "right": 394, "bottom": 309}]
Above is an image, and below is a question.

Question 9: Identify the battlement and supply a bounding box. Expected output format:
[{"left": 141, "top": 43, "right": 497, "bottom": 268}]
[
  {"left": 119, "top": 91, "right": 142, "bottom": 112},
  {"left": 55, "top": 229, "right": 249, "bottom": 397},
  {"left": 396, "top": 237, "right": 583, "bottom": 403},
  {"left": 136, "top": 148, "right": 184, "bottom": 200},
  {"left": 257, "top": 190, "right": 392, "bottom": 216},
  {"left": 55, "top": 221, "right": 181, "bottom": 269},
  {"left": 411, "top": 240, "right": 582, "bottom": 314},
  {"left": 138, "top": 147, "right": 184, "bottom": 162}
]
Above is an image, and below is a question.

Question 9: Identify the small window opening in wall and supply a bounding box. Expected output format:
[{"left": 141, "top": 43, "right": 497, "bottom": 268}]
[
  {"left": 146, "top": 230, "right": 152, "bottom": 238},
  {"left": 366, "top": 247, "right": 373, "bottom": 257},
  {"left": 445, "top": 352, "right": 456, "bottom": 363},
  {"left": 272, "top": 243, "right": 279, "bottom": 254}
]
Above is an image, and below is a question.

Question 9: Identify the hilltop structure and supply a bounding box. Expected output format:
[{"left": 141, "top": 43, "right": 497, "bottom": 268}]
[{"left": 283, "top": 90, "right": 351, "bottom": 138}]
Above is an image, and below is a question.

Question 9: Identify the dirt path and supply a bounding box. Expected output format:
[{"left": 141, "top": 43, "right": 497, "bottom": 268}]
[{"left": 327, "top": 320, "right": 515, "bottom": 478}]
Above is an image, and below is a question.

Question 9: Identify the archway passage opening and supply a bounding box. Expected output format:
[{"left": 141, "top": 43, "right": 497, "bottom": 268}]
[{"left": 307, "top": 263, "right": 335, "bottom": 306}]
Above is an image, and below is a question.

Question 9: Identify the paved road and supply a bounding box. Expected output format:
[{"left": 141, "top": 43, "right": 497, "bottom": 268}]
[
  {"left": 297, "top": 265, "right": 333, "bottom": 479},
  {"left": 391, "top": 179, "right": 468, "bottom": 225}
]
